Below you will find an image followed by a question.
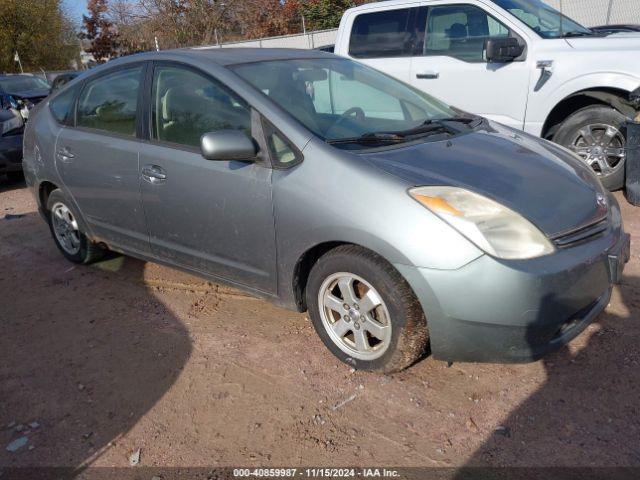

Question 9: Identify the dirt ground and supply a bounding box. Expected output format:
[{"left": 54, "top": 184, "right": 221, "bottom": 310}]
[{"left": 1, "top": 178, "right": 639, "bottom": 474}]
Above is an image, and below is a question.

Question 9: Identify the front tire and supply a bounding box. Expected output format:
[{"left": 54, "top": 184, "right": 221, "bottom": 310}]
[
  {"left": 553, "top": 106, "right": 627, "bottom": 191},
  {"left": 46, "top": 189, "right": 104, "bottom": 264},
  {"left": 306, "top": 245, "right": 429, "bottom": 373}
]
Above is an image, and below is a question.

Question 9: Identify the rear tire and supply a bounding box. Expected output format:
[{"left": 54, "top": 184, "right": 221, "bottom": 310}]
[
  {"left": 46, "top": 189, "right": 104, "bottom": 264},
  {"left": 306, "top": 245, "right": 429, "bottom": 373},
  {"left": 553, "top": 106, "right": 627, "bottom": 191}
]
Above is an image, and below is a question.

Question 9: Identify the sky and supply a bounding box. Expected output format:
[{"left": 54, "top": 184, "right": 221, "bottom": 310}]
[{"left": 65, "top": 0, "right": 88, "bottom": 23}]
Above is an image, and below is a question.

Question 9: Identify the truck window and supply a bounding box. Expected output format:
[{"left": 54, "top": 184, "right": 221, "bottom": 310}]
[
  {"left": 424, "top": 4, "right": 510, "bottom": 62},
  {"left": 349, "top": 9, "right": 413, "bottom": 59}
]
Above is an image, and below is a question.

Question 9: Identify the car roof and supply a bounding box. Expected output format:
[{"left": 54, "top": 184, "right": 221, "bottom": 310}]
[{"left": 107, "top": 47, "right": 337, "bottom": 69}]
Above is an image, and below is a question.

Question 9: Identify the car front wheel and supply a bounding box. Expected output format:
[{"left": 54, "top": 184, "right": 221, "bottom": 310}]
[
  {"left": 553, "top": 106, "right": 627, "bottom": 191},
  {"left": 46, "top": 189, "right": 104, "bottom": 264},
  {"left": 306, "top": 245, "right": 429, "bottom": 373}
]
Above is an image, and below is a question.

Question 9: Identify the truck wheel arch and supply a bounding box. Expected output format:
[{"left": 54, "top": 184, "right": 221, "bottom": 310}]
[{"left": 542, "top": 87, "right": 633, "bottom": 139}]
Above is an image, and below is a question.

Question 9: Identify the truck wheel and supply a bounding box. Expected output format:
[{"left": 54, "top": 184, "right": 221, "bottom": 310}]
[
  {"left": 46, "top": 189, "right": 104, "bottom": 264},
  {"left": 553, "top": 106, "right": 627, "bottom": 191},
  {"left": 306, "top": 245, "right": 429, "bottom": 373}
]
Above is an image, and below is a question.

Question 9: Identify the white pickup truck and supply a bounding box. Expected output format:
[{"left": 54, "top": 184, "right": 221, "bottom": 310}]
[{"left": 334, "top": 0, "right": 640, "bottom": 190}]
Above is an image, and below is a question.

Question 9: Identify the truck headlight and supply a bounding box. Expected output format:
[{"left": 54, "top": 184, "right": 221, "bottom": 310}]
[{"left": 410, "top": 186, "right": 555, "bottom": 260}]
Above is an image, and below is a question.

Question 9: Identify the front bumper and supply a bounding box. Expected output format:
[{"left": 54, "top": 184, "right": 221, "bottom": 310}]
[
  {"left": 396, "top": 194, "right": 630, "bottom": 363},
  {"left": 0, "top": 134, "right": 23, "bottom": 173}
]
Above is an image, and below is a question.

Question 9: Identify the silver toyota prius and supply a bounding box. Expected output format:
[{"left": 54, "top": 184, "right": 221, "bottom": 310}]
[{"left": 23, "top": 48, "right": 630, "bottom": 372}]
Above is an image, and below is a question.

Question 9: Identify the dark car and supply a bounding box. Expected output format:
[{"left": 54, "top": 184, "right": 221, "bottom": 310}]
[
  {"left": 0, "top": 74, "right": 50, "bottom": 180},
  {"left": 590, "top": 24, "right": 640, "bottom": 34},
  {"left": 50, "top": 71, "right": 82, "bottom": 93}
]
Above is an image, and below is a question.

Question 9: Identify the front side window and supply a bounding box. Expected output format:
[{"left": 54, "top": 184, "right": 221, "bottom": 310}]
[
  {"left": 349, "top": 9, "right": 414, "bottom": 58},
  {"left": 492, "top": 0, "right": 591, "bottom": 38},
  {"left": 425, "top": 4, "right": 510, "bottom": 62},
  {"left": 152, "top": 65, "right": 251, "bottom": 148},
  {"left": 77, "top": 67, "right": 142, "bottom": 136},
  {"left": 232, "top": 58, "right": 458, "bottom": 148}
]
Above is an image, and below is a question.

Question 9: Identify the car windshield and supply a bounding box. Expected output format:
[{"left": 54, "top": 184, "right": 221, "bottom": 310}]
[
  {"left": 232, "top": 58, "right": 462, "bottom": 147},
  {"left": 0, "top": 76, "right": 50, "bottom": 93},
  {"left": 492, "top": 0, "right": 592, "bottom": 38}
]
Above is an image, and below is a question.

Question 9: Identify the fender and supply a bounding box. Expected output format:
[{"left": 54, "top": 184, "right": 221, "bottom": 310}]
[{"left": 526, "top": 72, "right": 640, "bottom": 136}]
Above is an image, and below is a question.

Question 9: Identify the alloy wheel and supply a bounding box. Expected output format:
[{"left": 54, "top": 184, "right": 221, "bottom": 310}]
[
  {"left": 51, "top": 202, "right": 81, "bottom": 255},
  {"left": 318, "top": 272, "right": 392, "bottom": 360},
  {"left": 569, "top": 123, "right": 626, "bottom": 176}
]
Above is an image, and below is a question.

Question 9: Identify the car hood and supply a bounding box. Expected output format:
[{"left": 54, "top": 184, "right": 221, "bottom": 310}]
[
  {"left": 361, "top": 123, "right": 607, "bottom": 237},
  {"left": 5, "top": 88, "right": 49, "bottom": 102},
  {"left": 565, "top": 33, "right": 640, "bottom": 51}
]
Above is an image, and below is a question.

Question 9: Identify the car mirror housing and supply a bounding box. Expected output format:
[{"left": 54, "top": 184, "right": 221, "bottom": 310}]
[
  {"left": 200, "top": 130, "right": 257, "bottom": 161},
  {"left": 485, "top": 37, "right": 524, "bottom": 63}
]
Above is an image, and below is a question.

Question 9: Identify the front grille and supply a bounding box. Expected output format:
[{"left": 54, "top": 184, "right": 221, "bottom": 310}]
[{"left": 551, "top": 218, "right": 608, "bottom": 248}]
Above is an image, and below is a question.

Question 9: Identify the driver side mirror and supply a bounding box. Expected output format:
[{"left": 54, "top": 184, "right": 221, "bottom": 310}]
[
  {"left": 200, "top": 130, "right": 257, "bottom": 161},
  {"left": 485, "top": 37, "right": 524, "bottom": 63}
]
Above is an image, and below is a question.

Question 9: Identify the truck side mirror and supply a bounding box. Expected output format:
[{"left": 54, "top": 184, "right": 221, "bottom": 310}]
[{"left": 485, "top": 37, "right": 524, "bottom": 63}]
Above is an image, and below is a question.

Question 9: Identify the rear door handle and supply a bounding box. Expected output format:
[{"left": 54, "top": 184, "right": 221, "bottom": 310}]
[
  {"left": 56, "top": 147, "right": 75, "bottom": 163},
  {"left": 141, "top": 165, "right": 167, "bottom": 183},
  {"left": 416, "top": 71, "right": 440, "bottom": 79}
]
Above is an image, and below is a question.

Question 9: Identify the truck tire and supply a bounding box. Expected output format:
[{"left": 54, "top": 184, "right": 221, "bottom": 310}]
[{"left": 553, "top": 106, "right": 627, "bottom": 191}]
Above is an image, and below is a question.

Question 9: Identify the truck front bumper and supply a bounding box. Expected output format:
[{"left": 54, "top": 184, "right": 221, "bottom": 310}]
[{"left": 396, "top": 193, "right": 629, "bottom": 363}]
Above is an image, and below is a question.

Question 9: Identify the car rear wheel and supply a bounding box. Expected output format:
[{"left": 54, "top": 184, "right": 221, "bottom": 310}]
[
  {"left": 46, "top": 189, "right": 104, "bottom": 264},
  {"left": 553, "top": 106, "right": 627, "bottom": 191},
  {"left": 306, "top": 245, "right": 429, "bottom": 373}
]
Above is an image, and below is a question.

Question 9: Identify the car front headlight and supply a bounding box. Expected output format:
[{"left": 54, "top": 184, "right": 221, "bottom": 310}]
[{"left": 409, "top": 186, "right": 554, "bottom": 260}]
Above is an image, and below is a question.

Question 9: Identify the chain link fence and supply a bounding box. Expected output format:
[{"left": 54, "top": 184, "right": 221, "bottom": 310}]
[{"left": 545, "top": 0, "right": 640, "bottom": 26}]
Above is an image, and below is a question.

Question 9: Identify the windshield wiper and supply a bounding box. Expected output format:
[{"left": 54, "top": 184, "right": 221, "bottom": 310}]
[
  {"left": 326, "top": 116, "right": 481, "bottom": 146},
  {"left": 386, "top": 116, "right": 480, "bottom": 137},
  {"left": 562, "top": 30, "right": 594, "bottom": 38},
  {"left": 326, "top": 132, "right": 408, "bottom": 146}
]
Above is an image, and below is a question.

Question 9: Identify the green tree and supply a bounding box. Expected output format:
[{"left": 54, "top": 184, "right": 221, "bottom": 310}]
[
  {"left": 300, "top": 0, "right": 370, "bottom": 31},
  {"left": 0, "top": 0, "right": 79, "bottom": 73}
]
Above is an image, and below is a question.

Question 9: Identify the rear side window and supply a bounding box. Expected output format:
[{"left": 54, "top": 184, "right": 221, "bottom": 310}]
[
  {"left": 77, "top": 66, "right": 143, "bottom": 136},
  {"left": 349, "top": 9, "right": 413, "bottom": 58},
  {"left": 49, "top": 85, "right": 79, "bottom": 125}
]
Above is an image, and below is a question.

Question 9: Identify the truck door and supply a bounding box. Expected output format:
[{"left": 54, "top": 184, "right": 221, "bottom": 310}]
[{"left": 409, "top": 3, "right": 532, "bottom": 130}]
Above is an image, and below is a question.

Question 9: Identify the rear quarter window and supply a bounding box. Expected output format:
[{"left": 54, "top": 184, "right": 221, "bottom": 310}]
[{"left": 349, "top": 9, "right": 414, "bottom": 59}]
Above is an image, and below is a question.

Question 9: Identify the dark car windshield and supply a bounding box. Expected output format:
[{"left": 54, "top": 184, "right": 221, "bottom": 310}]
[
  {"left": 0, "top": 75, "right": 50, "bottom": 93},
  {"left": 493, "top": 0, "right": 592, "bottom": 38},
  {"left": 232, "top": 58, "right": 461, "bottom": 147}
]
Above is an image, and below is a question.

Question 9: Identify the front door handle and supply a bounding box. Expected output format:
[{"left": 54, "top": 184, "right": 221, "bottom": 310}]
[
  {"left": 141, "top": 165, "right": 167, "bottom": 184},
  {"left": 416, "top": 71, "right": 440, "bottom": 79},
  {"left": 56, "top": 147, "right": 75, "bottom": 163}
]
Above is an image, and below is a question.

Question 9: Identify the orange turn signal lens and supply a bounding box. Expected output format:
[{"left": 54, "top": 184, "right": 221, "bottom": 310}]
[{"left": 412, "top": 194, "right": 462, "bottom": 216}]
